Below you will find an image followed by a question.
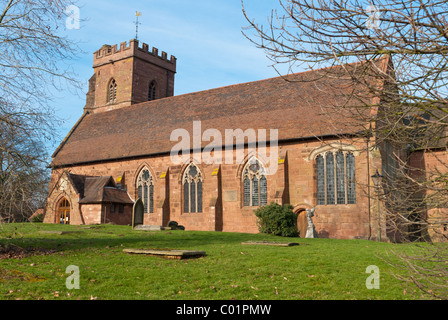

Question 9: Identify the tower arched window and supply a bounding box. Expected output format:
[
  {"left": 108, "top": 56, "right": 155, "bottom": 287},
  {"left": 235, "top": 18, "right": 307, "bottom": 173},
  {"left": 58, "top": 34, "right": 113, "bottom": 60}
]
[
  {"left": 148, "top": 81, "right": 157, "bottom": 101},
  {"left": 183, "top": 163, "right": 203, "bottom": 213},
  {"left": 316, "top": 150, "right": 356, "bottom": 205},
  {"left": 108, "top": 78, "right": 117, "bottom": 103},
  {"left": 136, "top": 168, "right": 154, "bottom": 213},
  {"left": 242, "top": 158, "right": 267, "bottom": 207}
]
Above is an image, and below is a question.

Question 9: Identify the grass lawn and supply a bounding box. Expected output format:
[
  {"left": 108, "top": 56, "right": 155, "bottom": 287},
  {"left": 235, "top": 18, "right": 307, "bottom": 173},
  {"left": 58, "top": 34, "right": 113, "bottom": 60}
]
[{"left": 0, "top": 223, "right": 422, "bottom": 300}]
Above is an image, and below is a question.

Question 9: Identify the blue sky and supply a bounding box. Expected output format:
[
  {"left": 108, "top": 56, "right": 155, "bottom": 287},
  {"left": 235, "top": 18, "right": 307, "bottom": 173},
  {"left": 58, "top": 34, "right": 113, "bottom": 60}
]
[{"left": 51, "top": 0, "right": 293, "bottom": 147}]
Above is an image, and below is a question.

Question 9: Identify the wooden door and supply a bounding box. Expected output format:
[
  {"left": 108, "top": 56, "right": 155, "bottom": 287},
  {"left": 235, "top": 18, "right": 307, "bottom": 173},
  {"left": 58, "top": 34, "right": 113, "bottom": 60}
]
[
  {"left": 297, "top": 210, "right": 308, "bottom": 238},
  {"left": 132, "top": 198, "right": 144, "bottom": 228},
  {"left": 58, "top": 198, "right": 70, "bottom": 224}
]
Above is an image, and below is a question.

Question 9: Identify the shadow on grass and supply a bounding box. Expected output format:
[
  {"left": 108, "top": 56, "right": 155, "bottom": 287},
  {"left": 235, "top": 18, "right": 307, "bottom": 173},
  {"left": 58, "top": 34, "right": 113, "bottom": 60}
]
[{"left": 0, "top": 223, "right": 299, "bottom": 256}]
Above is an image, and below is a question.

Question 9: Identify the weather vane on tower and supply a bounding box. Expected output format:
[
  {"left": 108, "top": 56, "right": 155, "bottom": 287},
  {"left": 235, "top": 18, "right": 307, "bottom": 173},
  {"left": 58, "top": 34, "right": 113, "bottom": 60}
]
[{"left": 134, "top": 11, "right": 142, "bottom": 40}]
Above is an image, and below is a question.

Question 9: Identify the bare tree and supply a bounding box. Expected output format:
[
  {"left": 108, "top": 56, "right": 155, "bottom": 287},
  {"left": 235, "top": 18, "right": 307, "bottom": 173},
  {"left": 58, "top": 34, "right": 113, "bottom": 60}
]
[
  {"left": 0, "top": 0, "right": 81, "bottom": 223},
  {"left": 242, "top": 0, "right": 448, "bottom": 299},
  {"left": 0, "top": 117, "right": 49, "bottom": 222}
]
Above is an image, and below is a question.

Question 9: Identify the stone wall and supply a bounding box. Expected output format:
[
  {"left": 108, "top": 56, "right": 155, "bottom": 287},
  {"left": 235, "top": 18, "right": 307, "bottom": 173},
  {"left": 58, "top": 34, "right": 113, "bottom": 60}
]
[
  {"left": 409, "top": 149, "right": 448, "bottom": 242},
  {"left": 46, "top": 138, "right": 381, "bottom": 239}
]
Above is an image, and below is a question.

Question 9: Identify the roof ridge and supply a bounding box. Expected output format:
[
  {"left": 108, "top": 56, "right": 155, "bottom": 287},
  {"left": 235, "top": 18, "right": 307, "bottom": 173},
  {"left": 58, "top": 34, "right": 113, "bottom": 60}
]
[{"left": 108, "top": 56, "right": 388, "bottom": 112}]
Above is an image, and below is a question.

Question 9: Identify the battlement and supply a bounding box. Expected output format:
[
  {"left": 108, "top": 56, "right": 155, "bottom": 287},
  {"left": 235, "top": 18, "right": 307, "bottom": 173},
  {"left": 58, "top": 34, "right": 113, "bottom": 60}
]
[
  {"left": 87, "top": 38, "right": 176, "bottom": 112},
  {"left": 93, "top": 39, "right": 176, "bottom": 70}
]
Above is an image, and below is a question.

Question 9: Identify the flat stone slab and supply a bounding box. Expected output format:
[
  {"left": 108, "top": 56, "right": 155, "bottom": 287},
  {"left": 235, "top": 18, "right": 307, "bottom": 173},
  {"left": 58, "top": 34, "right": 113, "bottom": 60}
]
[
  {"left": 241, "top": 241, "right": 300, "bottom": 247},
  {"left": 133, "top": 225, "right": 171, "bottom": 231},
  {"left": 123, "top": 248, "right": 206, "bottom": 260},
  {"left": 39, "top": 231, "right": 83, "bottom": 235}
]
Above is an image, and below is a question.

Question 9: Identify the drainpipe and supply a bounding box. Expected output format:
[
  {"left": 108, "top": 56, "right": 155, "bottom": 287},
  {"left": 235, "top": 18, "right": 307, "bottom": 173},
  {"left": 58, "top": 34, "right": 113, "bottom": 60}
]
[
  {"left": 102, "top": 203, "right": 107, "bottom": 224},
  {"left": 366, "top": 135, "right": 372, "bottom": 240},
  {"left": 78, "top": 196, "right": 85, "bottom": 225}
]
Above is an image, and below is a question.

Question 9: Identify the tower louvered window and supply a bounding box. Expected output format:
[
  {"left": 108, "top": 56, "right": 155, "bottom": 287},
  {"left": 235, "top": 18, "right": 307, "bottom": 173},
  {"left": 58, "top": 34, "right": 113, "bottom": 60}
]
[
  {"left": 316, "top": 151, "right": 356, "bottom": 205},
  {"left": 148, "top": 81, "right": 157, "bottom": 101},
  {"left": 242, "top": 158, "right": 267, "bottom": 207},
  {"left": 183, "top": 163, "right": 203, "bottom": 213},
  {"left": 108, "top": 78, "right": 117, "bottom": 103}
]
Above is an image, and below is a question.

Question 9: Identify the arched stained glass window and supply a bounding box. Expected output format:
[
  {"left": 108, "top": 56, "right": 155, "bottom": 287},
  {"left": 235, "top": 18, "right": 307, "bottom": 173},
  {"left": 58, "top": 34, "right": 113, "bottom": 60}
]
[
  {"left": 316, "top": 150, "right": 356, "bottom": 205},
  {"left": 183, "top": 163, "right": 203, "bottom": 213},
  {"left": 190, "top": 180, "right": 196, "bottom": 213},
  {"left": 347, "top": 153, "right": 356, "bottom": 204},
  {"left": 326, "top": 152, "right": 335, "bottom": 205},
  {"left": 138, "top": 185, "right": 142, "bottom": 200},
  {"left": 316, "top": 155, "right": 325, "bottom": 205},
  {"left": 183, "top": 180, "right": 189, "bottom": 212},
  {"left": 143, "top": 184, "right": 148, "bottom": 213},
  {"left": 136, "top": 168, "right": 154, "bottom": 213},
  {"left": 197, "top": 180, "right": 203, "bottom": 213},
  {"left": 336, "top": 151, "right": 346, "bottom": 204},
  {"left": 242, "top": 158, "right": 267, "bottom": 207},
  {"left": 260, "top": 176, "right": 267, "bottom": 206},
  {"left": 243, "top": 176, "right": 251, "bottom": 206}
]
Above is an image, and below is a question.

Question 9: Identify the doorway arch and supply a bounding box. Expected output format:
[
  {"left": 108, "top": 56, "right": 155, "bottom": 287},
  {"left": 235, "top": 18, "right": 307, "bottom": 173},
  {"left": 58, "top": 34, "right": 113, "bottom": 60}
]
[
  {"left": 293, "top": 205, "right": 312, "bottom": 238},
  {"left": 58, "top": 198, "right": 71, "bottom": 224},
  {"left": 132, "top": 198, "right": 144, "bottom": 228}
]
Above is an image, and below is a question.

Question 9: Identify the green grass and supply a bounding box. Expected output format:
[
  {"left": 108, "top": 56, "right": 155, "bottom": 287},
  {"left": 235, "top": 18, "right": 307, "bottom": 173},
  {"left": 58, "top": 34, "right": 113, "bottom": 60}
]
[{"left": 0, "top": 223, "right": 421, "bottom": 300}]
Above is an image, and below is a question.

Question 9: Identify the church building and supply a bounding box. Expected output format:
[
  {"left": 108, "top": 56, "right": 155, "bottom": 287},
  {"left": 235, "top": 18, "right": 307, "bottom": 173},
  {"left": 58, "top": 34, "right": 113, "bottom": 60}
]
[{"left": 44, "top": 39, "right": 400, "bottom": 240}]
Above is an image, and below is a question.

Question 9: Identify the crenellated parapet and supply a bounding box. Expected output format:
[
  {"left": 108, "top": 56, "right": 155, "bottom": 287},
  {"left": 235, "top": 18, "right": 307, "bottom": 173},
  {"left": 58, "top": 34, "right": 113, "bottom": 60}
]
[{"left": 93, "top": 39, "right": 176, "bottom": 72}]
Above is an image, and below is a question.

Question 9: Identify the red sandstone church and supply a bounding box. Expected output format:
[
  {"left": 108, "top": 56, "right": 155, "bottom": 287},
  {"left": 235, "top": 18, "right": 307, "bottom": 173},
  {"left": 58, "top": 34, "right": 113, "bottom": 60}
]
[{"left": 43, "top": 39, "right": 444, "bottom": 241}]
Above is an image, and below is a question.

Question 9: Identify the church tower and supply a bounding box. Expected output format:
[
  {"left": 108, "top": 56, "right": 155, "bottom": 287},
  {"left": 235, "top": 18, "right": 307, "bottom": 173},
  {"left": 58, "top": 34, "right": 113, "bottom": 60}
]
[{"left": 84, "top": 39, "right": 176, "bottom": 113}]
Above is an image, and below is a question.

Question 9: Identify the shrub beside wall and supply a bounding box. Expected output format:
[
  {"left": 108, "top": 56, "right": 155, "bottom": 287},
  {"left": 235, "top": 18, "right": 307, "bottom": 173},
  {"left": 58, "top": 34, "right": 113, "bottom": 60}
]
[
  {"left": 254, "top": 203, "right": 298, "bottom": 237},
  {"left": 30, "top": 213, "right": 44, "bottom": 223}
]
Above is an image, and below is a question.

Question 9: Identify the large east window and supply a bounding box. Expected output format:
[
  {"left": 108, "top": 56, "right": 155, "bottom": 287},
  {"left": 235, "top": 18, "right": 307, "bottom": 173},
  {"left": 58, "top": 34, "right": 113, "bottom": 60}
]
[{"left": 316, "top": 151, "right": 356, "bottom": 205}]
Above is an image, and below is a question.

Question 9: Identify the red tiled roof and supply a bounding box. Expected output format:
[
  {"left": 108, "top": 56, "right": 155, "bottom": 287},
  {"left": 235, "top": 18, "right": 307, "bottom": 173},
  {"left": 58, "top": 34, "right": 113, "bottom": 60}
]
[
  {"left": 73, "top": 175, "right": 133, "bottom": 204},
  {"left": 51, "top": 59, "right": 388, "bottom": 167},
  {"left": 29, "top": 208, "right": 44, "bottom": 220}
]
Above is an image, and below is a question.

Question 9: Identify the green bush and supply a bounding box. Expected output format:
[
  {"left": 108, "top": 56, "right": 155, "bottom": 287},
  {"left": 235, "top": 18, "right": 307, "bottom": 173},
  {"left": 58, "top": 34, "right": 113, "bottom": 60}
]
[
  {"left": 254, "top": 202, "right": 298, "bottom": 237},
  {"left": 30, "top": 213, "right": 44, "bottom": 223}
]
